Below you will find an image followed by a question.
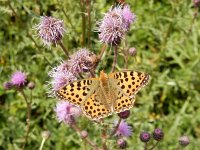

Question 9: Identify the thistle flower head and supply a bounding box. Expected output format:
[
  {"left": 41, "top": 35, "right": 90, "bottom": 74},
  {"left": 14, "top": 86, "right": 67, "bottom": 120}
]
[
  {"left": 153, "top": 128, "right": 164, "bottom": 141},
  {"left": 114, "top": 120, "right": 132, "bottom": 137},
  {"left": 98, "top": 6, "right": 125, "bottom": 45},
  {"left": 35, "top": 16, "right": 65, "bottom": 46},
  {"left": 11, "top": 71, "right": 27, "bottom": 87},
  {"left": 179, "top": 136, "right": 190, "bottom": 147},
  {"left": 118, "top": 110, "right": 130, "bottom": 119},
  {"left": 117, "top": 138, "right": 127, "bottom": 149},
  {"left": 140, "top": 132, "right": 151, "bottom": 142},
  {"left": 122, "top": 5, "right": 136, "bottom": 29},
  {"left": 49, "top": 64, "right": 77, "bottom": 92},
  {"left": 128, "top": 47, "right": 137, "bottom": 56},
  {"left": 193, "top": 0, "right": 200, "bottom": 7},
  {"left": 69, "top": 48, "right": 97, "bottom": 75},
  {"left": 55, "top": 101, "right": 81, "bottom": 125},
  {"left": 97, "top": 5, "right": 136, "bottom": 45}
]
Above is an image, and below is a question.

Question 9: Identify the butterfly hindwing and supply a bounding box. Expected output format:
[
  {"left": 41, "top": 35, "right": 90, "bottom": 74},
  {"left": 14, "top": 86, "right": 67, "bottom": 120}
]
[
  {"left": 114, "top": 93, "right": 135, "bottom": 113},
  {"left": 82, "top": 93, "right": 112, "bottom": 120}
]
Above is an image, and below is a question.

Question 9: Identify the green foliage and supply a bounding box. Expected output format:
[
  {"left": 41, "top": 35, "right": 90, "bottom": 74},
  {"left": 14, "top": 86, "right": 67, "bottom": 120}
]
[{"left": 0, "top": 0, "right": 200, "bottom": 149}]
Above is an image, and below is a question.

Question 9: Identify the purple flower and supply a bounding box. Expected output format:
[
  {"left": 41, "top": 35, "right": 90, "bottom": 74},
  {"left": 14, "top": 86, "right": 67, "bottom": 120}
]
[
  {"left": 114, "top": 120, "right": 132, "bottom": 137},
  {"left": 11, "top": 71, "right": 27, "bottom": 87},
  {"left": 48, "top": 64, "right": 77, "bottom": 92},
  {"left": 68, "top": 48, "right": 97, "bottom": 75},
  {"left": 97, "top": 5, "right": 136, "bottom": 45},
  {"left": 35, "top": 16, "right": 65, "bottom": 46},
  {"left": 122, "top": 5, "right": 136, "bottom": 29},
  {"left": 55, "top": 101, "right": 81, "bottom": 124},
  {"left": 98, "top": 6, "right": 126, "bottom": 45},
  {"left": 153, "top": 128, "right": 164, "bottom": 141},
  {"left": 118, "top": 110, "right": 130, "bottom": 119}
]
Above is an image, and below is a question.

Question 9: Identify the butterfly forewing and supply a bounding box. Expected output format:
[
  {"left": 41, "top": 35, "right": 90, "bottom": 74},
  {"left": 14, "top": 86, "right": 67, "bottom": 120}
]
[
  {"left": 108, "top": 71, "right": 150, "bottom": 97},
  {"left": 56, "top": 79, "right": 98, "bottom": 107}
]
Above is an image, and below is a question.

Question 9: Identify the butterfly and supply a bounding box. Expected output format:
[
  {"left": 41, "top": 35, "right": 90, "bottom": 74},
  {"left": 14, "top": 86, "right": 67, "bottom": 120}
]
[{"left": 56, "top": 70, "right": 150, "bottom": 120}]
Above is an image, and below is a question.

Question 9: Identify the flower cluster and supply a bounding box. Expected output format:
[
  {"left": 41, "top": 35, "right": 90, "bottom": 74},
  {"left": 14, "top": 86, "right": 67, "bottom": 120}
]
[
  {"left": 48, "top": 48, "right": 98, "bottom": 94},
  {"left": 98, "top": 4, "right": 136, "bottom": 45},
  {"left": 35, "top": 16, "right": 65, "bottom": 46}
]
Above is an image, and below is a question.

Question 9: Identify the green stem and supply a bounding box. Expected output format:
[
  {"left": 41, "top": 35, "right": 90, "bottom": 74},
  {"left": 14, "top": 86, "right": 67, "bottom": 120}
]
[
  {"left": 80, "top": 0, "right": 86, "bottom": 46},
  {"left": 111, "top": 46, "right": 118, "bottom": 72},
  {"left": 86, "top": 0, "right": 91, "bottom": 48},
  {"left": 149, "top": 141, "right": 159, "bottom": 150},
  {"left": 71, "top": 124, "right": 99, "bottom": 150},
  {"left": 39, "top": 138, "right": 46, "bottom": 150},
  {"left": 20, "top": 90, "right": 31, "bottom": 150},
  {"left": 59, "top": 41, "right": 69, "bottom": 57}
]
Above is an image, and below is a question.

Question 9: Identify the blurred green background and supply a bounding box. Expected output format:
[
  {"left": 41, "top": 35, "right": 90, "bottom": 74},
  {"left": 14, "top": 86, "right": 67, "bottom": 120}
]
[{"left": 0, "top": 0, "right": 200, "bottom": 149}]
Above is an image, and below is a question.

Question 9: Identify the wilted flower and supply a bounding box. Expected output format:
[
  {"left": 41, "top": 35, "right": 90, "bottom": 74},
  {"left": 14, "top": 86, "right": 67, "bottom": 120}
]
[
  {"left": 153, "top": 128, "right": 164, "bottom": 141},
  {"left": 55, "top": 101, "right": 81, "bottom": 124},
  {"left": 179, "top": 136, "right": 190, "bottom": 147},
  {"left": 97, "top": 5, "right": 136, "bottom": 45},
  {"left": 11, "top": 71, "right": 27, "bottom": 87},
  {"left": 68, "top": 48, "right": 98, "bottom": 75},
  {"left": 117, "top": 138, "right": 127, "bottom": 149},
  {"left": 80, "top": 130, "right": 88, "bottom": 139},
  {"left": 28, "top": 82, "right": 35, "bottom": 90},
  {"left": 128, "top": 47, "right": 137, "bottom": 56},
  {"left": 3, "top": 82, "right": 13, "bottom": 90},
  {"left": 140, "top": 132, "right": 151, "bottom": 142},
  {"left": 35, "top": 16, "right": 65, "bottom": 46},
  {"left": 41, "top": 130, "right": 51, "bottom": 140},
  {"left": 114, "top": 120, "right": 132, "bottom": 137}
]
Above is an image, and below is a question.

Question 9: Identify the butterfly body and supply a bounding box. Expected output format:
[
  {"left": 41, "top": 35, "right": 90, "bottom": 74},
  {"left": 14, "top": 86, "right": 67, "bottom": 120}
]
[{"left": 56, "top": 70, "right": 150, "bottom": 120}]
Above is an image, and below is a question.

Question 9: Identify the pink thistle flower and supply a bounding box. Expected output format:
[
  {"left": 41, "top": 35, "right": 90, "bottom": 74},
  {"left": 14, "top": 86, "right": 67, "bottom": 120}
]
[
  {"left": 11, "top": 71, "right": 27, "bottom": 87},
  {"left": 35, "top": 16, "right": 65, "bottom": 46},
  {"left": 122, "top": 5, "right": 136, "bottom": 29},
  {"left": 68, "top": 48, "right": 97, "bottom": 75},
  {"left": 48, "top": 63, "right": 77, "bottom": 92},
  {"left": 97, "top": 5, "right": 136, "bottom": 45},
  {"left": 114, "top": 120, "right": 132, "bottom": 137},
  {"left": 55, "top": 101, "right": 81, "bottom": 124},
  {"left": 98, "top": 6, "right": 126, "bottom": 45}
]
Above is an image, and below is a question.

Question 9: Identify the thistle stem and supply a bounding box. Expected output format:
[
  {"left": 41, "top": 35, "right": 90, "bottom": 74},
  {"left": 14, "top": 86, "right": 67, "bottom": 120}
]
[
  {"left": 58, "top": 41, "right": 69, "bottom": 57},
  {"left": 101, "top": 119, "right": 108, "bottom": 150},
  {"left": 86, "top": 0, "right": 91, "bottom": 48},
  {"left": 71, "top": 123, "right": 99, "bottom": 150},
  {"left": 19, "top": 90, "right": 31, "bottom": 150},
  {"left": 80, "top": 0, "right": 86, "bottom": 46},
  {"left": 111, "top": 46, "right": 118, "bottom": 72},
  {"left": 149, "top": 141, "right": 159, "bottom": 150},
  {"left": 144, "top": 142, "right": 148, "bottom": 150}
]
